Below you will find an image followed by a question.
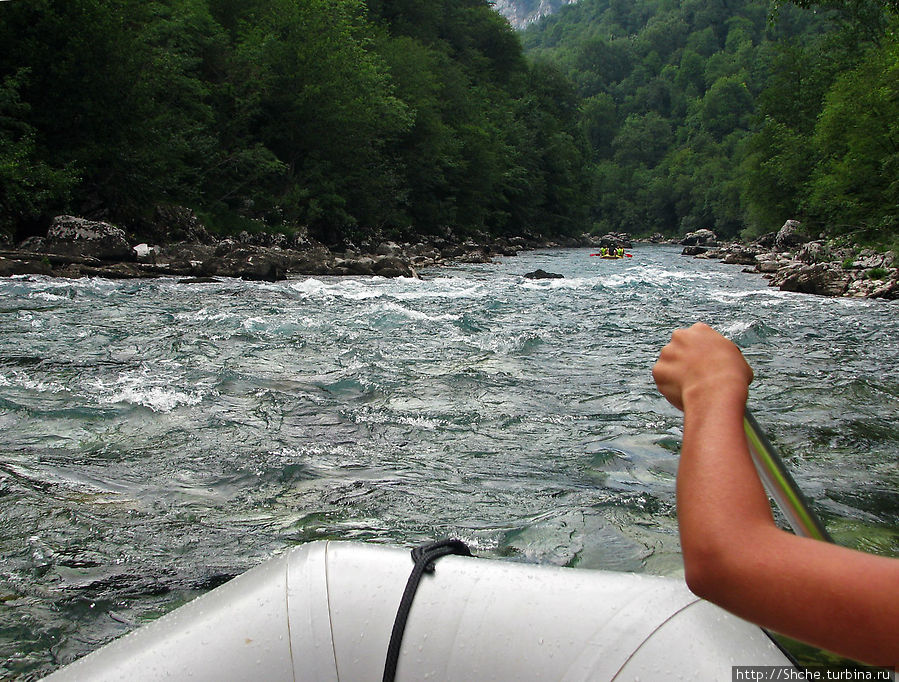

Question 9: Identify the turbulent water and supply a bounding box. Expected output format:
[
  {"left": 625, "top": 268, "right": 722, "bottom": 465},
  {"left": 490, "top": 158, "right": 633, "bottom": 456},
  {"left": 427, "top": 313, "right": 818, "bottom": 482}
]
[{"left": 1, "top": 246, "right": 897, "bottom": 678}]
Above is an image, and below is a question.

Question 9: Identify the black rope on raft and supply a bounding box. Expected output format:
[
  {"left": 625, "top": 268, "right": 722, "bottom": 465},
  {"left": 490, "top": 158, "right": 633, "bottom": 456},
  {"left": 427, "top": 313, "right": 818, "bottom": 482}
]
[{"left": 383, "top": 538, "right": 473, "bottom": 682}]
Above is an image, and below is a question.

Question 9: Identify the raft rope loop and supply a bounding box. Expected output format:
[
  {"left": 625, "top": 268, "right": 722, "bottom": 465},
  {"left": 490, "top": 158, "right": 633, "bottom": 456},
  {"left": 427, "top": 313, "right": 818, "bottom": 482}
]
[{"left": 383, "top": 538, "right": 473, "bottom": 682}]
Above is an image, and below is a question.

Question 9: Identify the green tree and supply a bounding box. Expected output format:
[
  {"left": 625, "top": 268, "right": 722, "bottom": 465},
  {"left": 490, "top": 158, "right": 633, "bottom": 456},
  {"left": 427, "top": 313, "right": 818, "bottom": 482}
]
[
  {"left": 699, "top": 76, "right": 753, "bottom": 140},
  {"left": 579, "top": 93, "right": 618, "bottom": 160},
  {"left": 612, "top": 112, "right": 673, "bottom": 167},
  {"left": 230, "top": 0, "right": 412, "bottom": 241},
  {"left": 808, "top": 29, "right": 899, "bottom": 235},
  {"left": 740, "top": 118, "right": 812, "bottom": 235},
  {"left": 0, "top": 69, "right": 77, "bottom": 237}
]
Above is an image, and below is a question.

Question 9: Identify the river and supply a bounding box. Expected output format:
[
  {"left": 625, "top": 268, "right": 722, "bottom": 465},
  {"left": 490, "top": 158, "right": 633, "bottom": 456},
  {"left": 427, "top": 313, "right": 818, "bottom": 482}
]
[{"left": 1, "top": 245, "right": 897, "bottom": 678}]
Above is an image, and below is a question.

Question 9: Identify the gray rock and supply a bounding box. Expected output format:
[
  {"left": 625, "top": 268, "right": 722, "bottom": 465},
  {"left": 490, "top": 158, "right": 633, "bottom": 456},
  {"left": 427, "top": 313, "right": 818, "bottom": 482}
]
[
  {"left": 46, "top": 215, "right": 133, "bottom": 261},
  {"left": 797, "top": 240, "right": 827, "bottom": 264},
  {"left": 771, "top": 262, "right": 852, "bottom": 297},
  {"left": 0, "top": 255, "right": 54, "bottom": 277},
  {"left": 850, "top": 249, "right": 888, "bottom": 270},
  {"left": 774, "top": 220, "right": 809, "bottom": 251},
  {"left": 755, "top": 256, "right": 790, "bottom": 274},
  {"left": 598, "top": 232, "right": 632, "bottom": 249},
  {"left": 870, "top": 272, "right": 899, "bottom": 299},
  {"left": 375, "top": 241, "right": 403, "bottom": 257},
  {"left": 681, "top": 246, "right": 708, "bottom": 256},
  {"left": 681, "top": 229, "right": 717, "bottom": 247},
  {"left": 18, "top": 236, "right": 46, "bottom": 252},
  {"left": 524, "top": 269, "right": 563, "bottom": 279},
  {"left": 333, "top": 256, "right": 376, "bottom": 276},
  {"left": 196, "top": 242, "right": 290, "bottom": 281},
  {"left": 372, "top": 256, "right": 415, "bottom": 278},
  {"left": 753, "top": 232, "right": 777, "bottom": 249},
  {"left": 722, "top": 249, "right": 759, "bottom": 266}
]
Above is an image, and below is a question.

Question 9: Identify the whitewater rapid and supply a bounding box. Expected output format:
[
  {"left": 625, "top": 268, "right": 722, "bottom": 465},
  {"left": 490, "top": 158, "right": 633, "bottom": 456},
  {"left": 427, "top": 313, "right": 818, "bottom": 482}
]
[{"left": 1, "top": 246, "right": 896, "bottom": 678}]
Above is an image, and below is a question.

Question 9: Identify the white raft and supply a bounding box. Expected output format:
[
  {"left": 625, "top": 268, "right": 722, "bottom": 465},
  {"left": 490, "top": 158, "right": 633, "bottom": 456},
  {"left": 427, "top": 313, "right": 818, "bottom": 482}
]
[{"left": 45, "top": 541, "right": 793, "bottom": 681}]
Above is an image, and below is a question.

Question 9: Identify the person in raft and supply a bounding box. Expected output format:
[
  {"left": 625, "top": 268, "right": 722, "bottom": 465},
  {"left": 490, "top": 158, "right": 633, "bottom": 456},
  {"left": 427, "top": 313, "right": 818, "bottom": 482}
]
[{"left": 653, "top": 323, "right": 898, "bottom": 668}]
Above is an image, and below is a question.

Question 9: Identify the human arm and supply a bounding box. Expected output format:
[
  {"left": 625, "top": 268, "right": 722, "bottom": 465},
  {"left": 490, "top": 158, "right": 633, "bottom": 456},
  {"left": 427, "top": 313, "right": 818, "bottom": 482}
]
[{"left": 653, "top": 323, "right": 899, "bottom": 667}]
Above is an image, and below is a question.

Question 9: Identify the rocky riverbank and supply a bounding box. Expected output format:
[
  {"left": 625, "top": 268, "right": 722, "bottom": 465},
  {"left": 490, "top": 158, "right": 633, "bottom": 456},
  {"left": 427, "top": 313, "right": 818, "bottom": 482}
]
[
  {"left": 17, "top": 211, "right": 888, "bottom": 300},
  {"left": 676, "top": 221, "right": 899, "bottom": 300},
  {"left": 0, "top": 211, "right": 626, "bottom": 282}
]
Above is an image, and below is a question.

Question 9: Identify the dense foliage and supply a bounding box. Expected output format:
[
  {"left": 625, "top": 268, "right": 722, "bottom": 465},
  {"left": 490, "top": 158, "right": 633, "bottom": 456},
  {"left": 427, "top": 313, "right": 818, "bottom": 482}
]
[
  {"left": 0, "top": 0, "right": 589, "bottom": 245},
  {"left": 523, "top": 0, "right": 899, "bottom": 245}
]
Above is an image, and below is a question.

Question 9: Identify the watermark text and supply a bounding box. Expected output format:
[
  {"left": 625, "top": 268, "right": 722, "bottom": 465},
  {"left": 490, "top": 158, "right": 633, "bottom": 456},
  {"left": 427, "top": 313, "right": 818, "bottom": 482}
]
[{"left": 733, "top": 667, "right": 895, "bottom": 681}]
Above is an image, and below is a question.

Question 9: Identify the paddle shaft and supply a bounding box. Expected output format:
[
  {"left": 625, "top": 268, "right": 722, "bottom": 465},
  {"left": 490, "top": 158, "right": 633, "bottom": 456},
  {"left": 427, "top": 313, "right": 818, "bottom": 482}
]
[{"left": 743, "top": 410, "right": 833, "bottom": 543}]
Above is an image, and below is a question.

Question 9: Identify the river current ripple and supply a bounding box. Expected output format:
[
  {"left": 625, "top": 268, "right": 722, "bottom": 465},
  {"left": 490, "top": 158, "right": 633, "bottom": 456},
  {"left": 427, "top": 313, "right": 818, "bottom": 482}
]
[{"left": 1, "top": 246, "right": 897, "bottom": 677}]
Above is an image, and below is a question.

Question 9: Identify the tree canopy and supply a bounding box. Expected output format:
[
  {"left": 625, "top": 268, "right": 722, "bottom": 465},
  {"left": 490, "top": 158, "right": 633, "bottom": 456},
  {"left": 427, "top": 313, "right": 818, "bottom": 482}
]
[
  {"left": 0, "top": 0, "right": 590, "bottom": 245},
  {"left": 523, "top": 0, "right": 899, "bottom": 246},
  {"left": 2, "top": 0, "right": 897, "bottom": 249}
]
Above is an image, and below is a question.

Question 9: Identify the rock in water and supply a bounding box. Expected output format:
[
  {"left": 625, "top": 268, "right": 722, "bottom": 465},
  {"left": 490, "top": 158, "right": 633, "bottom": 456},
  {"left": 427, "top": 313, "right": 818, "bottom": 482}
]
[{"left": 524, "top": 269, "right": 563, "bottom": 279}]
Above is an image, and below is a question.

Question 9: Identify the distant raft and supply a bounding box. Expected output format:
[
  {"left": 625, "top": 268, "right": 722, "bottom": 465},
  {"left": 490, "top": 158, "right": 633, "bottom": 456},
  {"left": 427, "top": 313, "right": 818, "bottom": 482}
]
[{"left": 44, "top": 541, "right": 795, "bottom": 681}]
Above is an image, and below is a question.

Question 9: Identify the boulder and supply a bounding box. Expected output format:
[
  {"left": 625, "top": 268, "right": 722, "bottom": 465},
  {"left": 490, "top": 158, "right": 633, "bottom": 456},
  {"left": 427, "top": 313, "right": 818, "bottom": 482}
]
[
  {"left": 375, "top": 241, "right": 403, "bottom": 257},
  {"left": 372, "top": 256, "right": 415, "bottom": 278},
  {"left": 797, "top": 240, "right": 827, "bottom": 264},
  {"left": 0, "top": 255, "right": 54, "bottom": 277},
  {"left": 680, "top": 229, "right": 717, "bottom": 247},
  {"left": 870, "top": 271, "right": 899, "bottom": 299},
  {"left": 598, "top": 232, "right": 632, "bottom": 250},
  {"left": 524, "top": 269, "right": 563, "bottom": 279},
  {"left": 407, "top": 242, "right": 441, "bottom": 258},
  {"left": 722, "top": 248, "right": 759, "bottom": 266},
  {"left": 444, "top": 244, "right": 492, "bottom": 264},
  {"left": 133, "top": 243, "right": 158, "bottom": 264},
  {"left": 681, "top": 246, "right": 708, "bottom": 256},
  {"left": 283, "top": 247, "right": 338, "bottom": 275},
  {"left": 752, "top": 232, "right": 777, "bottom": 249},
  {"left": 774, "top": 220, "right": 809, "bottom": 251},
  {"left": 755, "top": 255, "right": 791, "bottom": 274},
  {"left": 45, "top": 215, "right": 133, "bottom": 261},
  {"left": 850, "top": 249, "right": 890, "bottom": 270},
  {"left": 17, "top": 236, "right": 46, "bottom": 252},
  {"left": 841, "top": 267, "right": 898, "bottom": 299},
  {"left": 200, "top": 244, "right": 288, "bottom": 281},
  {"left": 771, "top": 262, "right": 852, "bottom": 297},
  {"left": 332, "top": 256, "right": 376, "bottom": 276}
]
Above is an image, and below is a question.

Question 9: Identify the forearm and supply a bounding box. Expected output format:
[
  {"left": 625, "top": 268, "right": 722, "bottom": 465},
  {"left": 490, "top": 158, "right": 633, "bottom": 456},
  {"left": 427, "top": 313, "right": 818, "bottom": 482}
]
[
  {"left": 676, "top": 383, "right": 776, "bottom": 594},
  {"left": 655, "top": 324, "right": 899, "bottom": 666},
  {"left": 676, "top": 387, "right": 899, "bottom": 666}
]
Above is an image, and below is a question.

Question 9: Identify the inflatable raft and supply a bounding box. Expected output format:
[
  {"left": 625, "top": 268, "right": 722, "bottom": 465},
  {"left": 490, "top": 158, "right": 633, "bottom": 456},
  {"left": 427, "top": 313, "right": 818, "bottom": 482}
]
[{"left": 44, "top": 541, "right": 794, "bottom": 681}]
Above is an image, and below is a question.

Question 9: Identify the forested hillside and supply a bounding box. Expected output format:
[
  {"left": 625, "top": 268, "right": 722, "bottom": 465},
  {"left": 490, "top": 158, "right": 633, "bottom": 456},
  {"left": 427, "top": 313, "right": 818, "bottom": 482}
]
[
  {"left": 523, "top": 0, "right": 899, "bottom": 246},
  {"left": 0, "top": 0, "right": 589, "bottom": 246}
]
